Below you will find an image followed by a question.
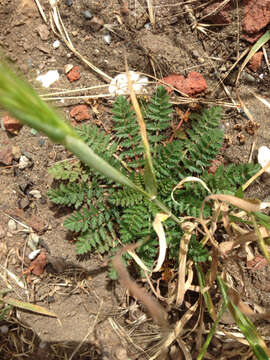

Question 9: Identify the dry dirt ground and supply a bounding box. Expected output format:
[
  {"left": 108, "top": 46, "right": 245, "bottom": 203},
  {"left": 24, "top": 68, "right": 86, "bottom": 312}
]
[{"left": 0, "top": 0, "right": 270, "bottom": 359}]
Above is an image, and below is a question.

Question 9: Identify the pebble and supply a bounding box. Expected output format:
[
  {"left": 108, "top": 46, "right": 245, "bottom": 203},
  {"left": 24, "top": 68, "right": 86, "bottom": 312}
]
[
  {"left": 28, "top": 233, "right": 40, "bottom": 250},
  {"left": 29, "top": 190, "right": 42, "bottom": 199},
  {"left": 30, "top": 128, "right": 38, "bottom": 136},
  {"left": 39, "top": 341, "right": 47, "bottom": 349},
  {"left": 66, "top": 0, "right": 72, "bottom": 6},
  {"left": 18, "top": 155, "right": 31, "bottom": 170},
  {"left": 52, "top": 40, "right": 60, "bottom": 49},
  {"left": 28, "top": 249, "right": 41, "bottom": 260},
  {"left": 12, "top": 145, "right": 21, "bottom": 161},
  {"left": 8, "top": 219, "right": 17, "bottom": 232},
  {"left": 144, "top": 23, "right": 152, "bottom": 30},
  {"left": 64, "top": 64, "right": 73, "bottom": 74},
  {"left": 242, "top": 71, "right": 256, "bottom": 83},
  {"left": 0, "top": 325, "right": 9, "bottom": 334},
  {"left": 22, "top": 151, "right": 33, "bottom": 159},
  {"left": 103, "top": 33, "right": 111, "bottom": 45},
  {"left": 83, "top": 10, "right": 93, "bottom": 20},
  {"left": 39, "top": 138, "right": 45, "bottom": 147}
]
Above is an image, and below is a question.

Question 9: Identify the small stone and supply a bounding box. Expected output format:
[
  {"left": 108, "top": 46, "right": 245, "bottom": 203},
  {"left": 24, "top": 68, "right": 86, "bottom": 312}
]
[
  {"left": 82, "top": 10, "right": 93, "bottom": 20},
  {"left": 198, "top": 57, "right": 205, "bottom": 64},
  {"left": 0, "top": 146, "right": 13, "bottom": 165},
  {"left": 18, "top": 155, "right": 31, "bottom": 170},
  {"left": 248, "top": 51, "right": 263, "bottom": 72},
  {"left": 28, "top": 249, "right": 41, "bottom": 260},
  {"left": 70, "top": 105, "right": 91, "bottom": 121},
  {"left": 12, "top": 145, "right": 21, "bottom": 161},
  {"left": 64, "top": 64, "right": 73, "bottom": 74},
  {"left": 66, "top": 0, "right": 72, "bottom": 6},
  {"left": 88, "top": 16, "right": 104, "bottom": 31},
  {"left": 114, "top": 346, "right": 128, "bottom": 360},
  {"left": 52, "top": 40, "right": 60, "bottom": 49},
  {"left": 36, "top": 24, "right": 50, "bottom": 41},
  {"left": 0, "top": 325, "right": 9, "bottom": 334},
  {"left": 39, "top": 341, "right": 47, "bottom": 350},
  {"left": 27, "top": 215, "right": 46, "bottom": 234},
  {"left": 39, "top": 138, "right": 45, "bottom": 147},
  {"left": 242, "top": 71, "right": 256, "bottom": 83},
  {"left": 8, "top": 219, "right": 17, "bottom": 232},
  {"left": 22, "top": 151, "right": 33, "bottom": 160},
  {"left": 18, "top": 197, "right": 30, "bottom": 210},
  {"left": 2, "top": 115, "right": 23, "bottom": 134},
  {"left": 28, "top": 233, "right": 40, "bottom": 250},
  {"left": 103, "top": 33, "right": 111, "bottom": 45},
  {"left": 144, "top": 23, "right": 151, "bottom": 30},
  {"left": 66, "top": 66, "right": 80, "bottom": 82},
  {"left": 29, "top": 190, "right": 42, "bottom": 199}
]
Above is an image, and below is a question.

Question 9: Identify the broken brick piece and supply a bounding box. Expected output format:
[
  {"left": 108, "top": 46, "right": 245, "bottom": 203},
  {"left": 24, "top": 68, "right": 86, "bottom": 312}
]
[
  {"left": 248, "top": 51, "right": 264, "bottom": 72},
  {"left": 184, "top": 72, "right": 208, "bottom": 96},
  {"left": 161, "top": 74, "right": 185, "bottom": 94},
  {"left": 66, "top": 66, "right": 81, "bottom": 82},
  {"left": 23, "top": 250, "right": 47, "bottom": 276},
  {"left": 2, "top": 115, "right": 23, "bottom": 134},
  {"left": 161, "top": 72, "right": 207, "bottom": 96},
  {"left": 70, "top": 105, "right": 91, "bottom": 121},
  {"left": 243, "top": 0, "right": 270, "bottom": 35}
]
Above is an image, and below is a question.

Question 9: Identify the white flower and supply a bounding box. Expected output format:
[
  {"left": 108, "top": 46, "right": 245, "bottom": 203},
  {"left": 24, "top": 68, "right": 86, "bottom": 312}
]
[
  {"left": 258, "top": 146, "right": 270, "bottom": 174},
  {"left": 108, "top": 71, "right": 148, "bottom": 95}
]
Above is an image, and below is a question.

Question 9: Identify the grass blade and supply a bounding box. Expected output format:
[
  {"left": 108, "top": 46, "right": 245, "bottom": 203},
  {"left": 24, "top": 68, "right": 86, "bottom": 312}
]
[
  {"left": 217, "top": 276, "right": 270, "bottom": 359},
  {"left": 2, "top": 298, "right": 57, "bottom": 318},
  {"left": 0, "top": 62, "right": 149, "bottom": 197},
  {"left": 195, "top": 263, "right": 216, "bottom": 321},
  {"left": 125, "top": 60, "right": 157, "bottom": 197}
]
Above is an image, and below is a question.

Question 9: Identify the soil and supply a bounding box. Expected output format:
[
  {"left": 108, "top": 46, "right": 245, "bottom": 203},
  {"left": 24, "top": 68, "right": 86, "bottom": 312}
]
[{"left": 0, "top": 0, "right": 270, "bottom": 359}]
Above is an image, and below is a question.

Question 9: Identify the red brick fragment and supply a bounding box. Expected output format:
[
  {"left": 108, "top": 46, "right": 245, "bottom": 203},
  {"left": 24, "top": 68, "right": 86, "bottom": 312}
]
[
  {"left": 162, "top": 72, "right": 207, "bottom": 96},
  {"left": 70, "top": 105, "right": 91, "bottom": 121},
  {"left": 248, "top": 51, "right": 264, "bottom": 72},
  {"left": 2, "top": 115, "right": 23, "bottom": 134},
  {"left": 23, "top": 250, "right": 47, "bottom": 276},
  {"left": 184, "top": 72, "right": 208, "bottom": 96},
  {"left": 66, "top": 66, "right": 81, "bottom": 82},
  {"left": 242, "top": 0, "right": 270, "bottom": 34}
]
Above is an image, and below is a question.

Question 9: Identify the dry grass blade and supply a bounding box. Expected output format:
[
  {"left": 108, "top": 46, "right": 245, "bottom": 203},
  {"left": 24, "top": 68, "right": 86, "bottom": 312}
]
[
  {"left": 146, "top": 0, "right": 155, "bottom": 27},
  {"left": 148, "top": 300, "right": 199, "bottom": 360},
  {"left": 176, "top": 222, "right": 196, "bottom": 306},
  {"left": 242, "top": 161, "right": 270, "bottom": 191},
  {"left": 112, "top": 244, "right": 169, "bottom": 328},
  {"left": 236, "top": 30, "right": 270, "bottom": 85},
  {"left": 34, "top": 0, "right": 47, "bottom": 23},
  {"left": 2, "top": 298, "right": 57, "bottom": 318},
  {"left": 202, "top": 194, "right": 261, "bottom": 213},
  {"left": 125, "top": 58, "right": 157, "bottom": 197},
  {"left": 248, "top": 90, "right": 270, "bottom": 110},
  {"left": 152, "top": 213, "right": 169, "bottom": 272}
]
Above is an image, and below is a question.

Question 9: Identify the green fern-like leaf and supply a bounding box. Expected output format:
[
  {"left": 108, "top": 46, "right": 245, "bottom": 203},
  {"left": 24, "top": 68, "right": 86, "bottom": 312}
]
[{"left": 47, "top": 183, "right": 87, "bottom": 209}]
